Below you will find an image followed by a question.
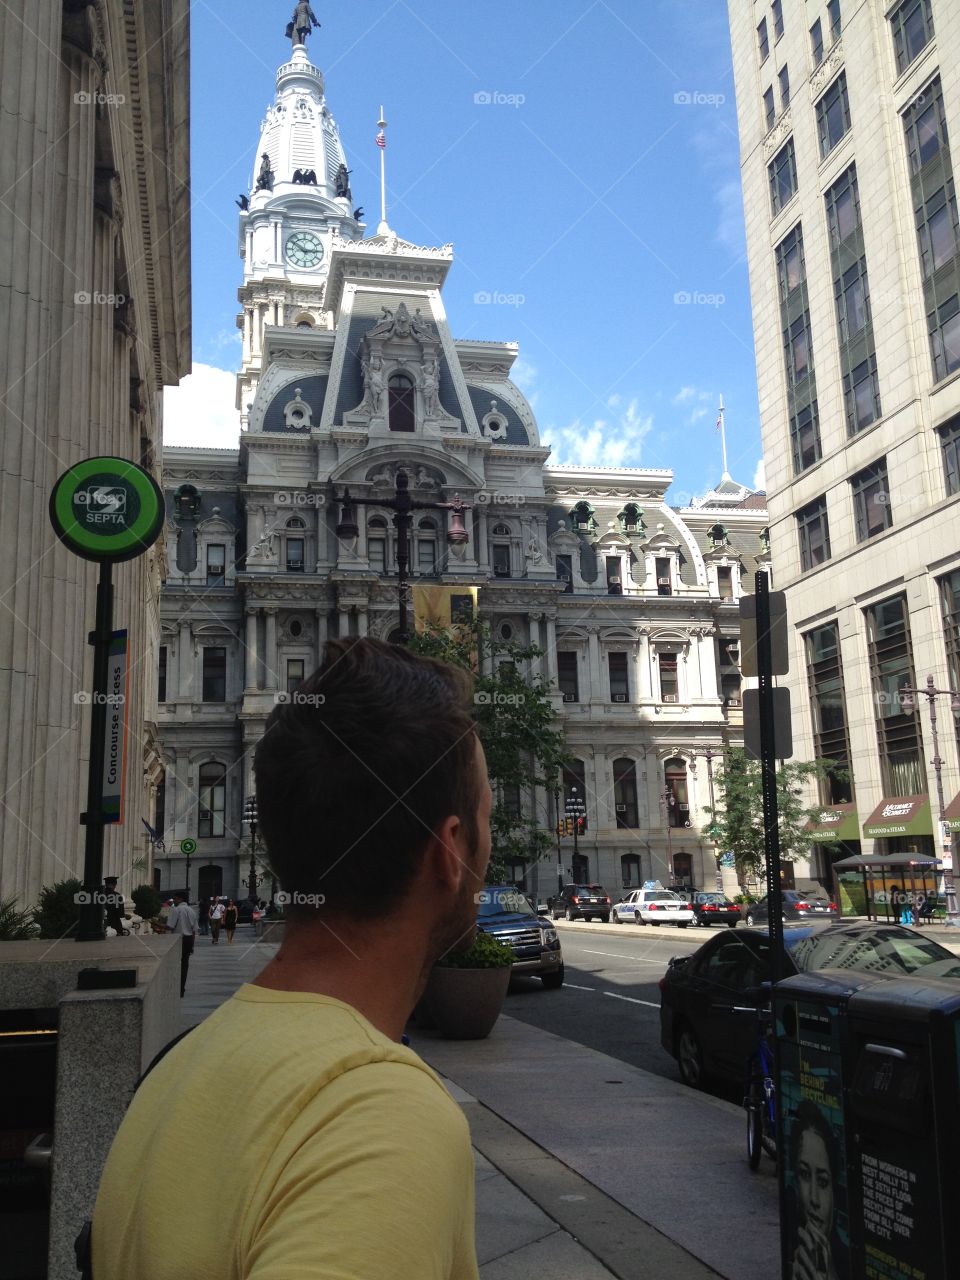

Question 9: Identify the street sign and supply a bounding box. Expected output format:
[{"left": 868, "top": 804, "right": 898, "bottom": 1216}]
[
  {"left": 49, "top": 456, "right": 165, "bottom": 563},
  {"left": 180, "top": 838, "right": 197, "bottom": 856},
  {"left": 101, "top": 630, "right": 129, "bottom": 823},
  {"left": 743, "top": 687, "right": 793, "bottom": 761},
  {"left": 739, "top": 591, "right": 789, "bottom": 677}
]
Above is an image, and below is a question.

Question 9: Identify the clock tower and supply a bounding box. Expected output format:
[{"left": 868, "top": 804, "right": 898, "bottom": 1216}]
[{"left": 236, "top": 38, "right": 363, "bottom": 415}]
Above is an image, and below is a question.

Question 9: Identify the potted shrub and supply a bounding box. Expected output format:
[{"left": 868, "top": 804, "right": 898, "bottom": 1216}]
[{"left": 420, "top": 931, "right": 514, "bottom": 1040}]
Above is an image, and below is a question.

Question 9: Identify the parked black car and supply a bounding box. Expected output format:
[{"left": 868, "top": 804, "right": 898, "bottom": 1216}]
[
  {"left": 687, "top": 892, "right": 741, "bottom": 928},
  {"left": 547, "top": 884, "right": 612, "bottom": 923},
  {"left": 475, "top": 886, "right": 564, "bottom": 988},
  {"left": 743, "top": 890, "right": 837, "bottom": 926},
  {"left": 659, "top": 921, "right": 960, "bottom": 1088}
]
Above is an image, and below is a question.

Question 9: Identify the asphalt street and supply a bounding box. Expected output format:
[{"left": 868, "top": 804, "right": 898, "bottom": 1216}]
[{"left": 503, "top": 922, "right": 732, "bottom": 1093}]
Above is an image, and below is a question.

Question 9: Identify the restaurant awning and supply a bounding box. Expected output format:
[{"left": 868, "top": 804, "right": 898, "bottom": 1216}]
[
  {"left": 832, "top": 852, "right": 941, "bottom": 871},
  {"left": 862, "top": 795, "right": 932, "bottom": 838},
  {"left": 944, "top": 792, "right": 960, "bottom": 834},
  {"left": 804, "top": 802, "right": 860, "bottom": 841}
]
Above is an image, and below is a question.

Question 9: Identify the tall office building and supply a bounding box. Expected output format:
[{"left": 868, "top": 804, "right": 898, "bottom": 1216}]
[{"left": 728, "top": 0, "right": 960, "bottom": 881}]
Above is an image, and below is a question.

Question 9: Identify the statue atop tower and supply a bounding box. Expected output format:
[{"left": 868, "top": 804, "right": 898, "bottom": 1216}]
[{"left": 285, "top": 2, "right": 321, "bottom": 49}]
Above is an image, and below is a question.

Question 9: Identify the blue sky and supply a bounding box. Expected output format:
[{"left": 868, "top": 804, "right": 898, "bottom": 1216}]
[{"left": 168, "top": 0, "right": 764, "bottom": 501}]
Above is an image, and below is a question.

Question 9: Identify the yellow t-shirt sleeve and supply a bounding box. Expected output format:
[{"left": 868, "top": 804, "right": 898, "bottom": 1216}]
[{"left": 243, "top": 1059, "right": 479, "bottom": 1280}]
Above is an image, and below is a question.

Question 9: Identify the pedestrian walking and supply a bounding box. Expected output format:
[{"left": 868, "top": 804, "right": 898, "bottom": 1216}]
[
  {"left": 164, "top": 891, "right": 198, "bottom": 997},
  {"left": 93, "top": 637, "right": 491, "bottom": 1279},
  {"left": 224, "top": 899, "right": 238, "bottom": 943},
  {"left": 209, "top": 897, "right": 225, "bottom": 944},
  {"left": 198, "top": 896, "right": 210, "bottom": 937}
]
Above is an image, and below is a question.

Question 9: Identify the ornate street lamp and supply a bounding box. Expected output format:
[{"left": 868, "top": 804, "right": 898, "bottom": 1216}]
[
  {"left": 334, "top": 469, "right": 471, "bottom": 643},
  {"left": 242, "top": 794, "right": 260, "bottom": 904}
]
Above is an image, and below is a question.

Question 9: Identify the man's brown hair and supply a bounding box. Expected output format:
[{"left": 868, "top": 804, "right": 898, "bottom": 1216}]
[{"left": 254, "top": 638, "right": 480, "bottom": 918}]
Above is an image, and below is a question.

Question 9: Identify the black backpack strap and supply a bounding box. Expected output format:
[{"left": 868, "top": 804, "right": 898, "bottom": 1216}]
[{"left": 75, "top": 1026, "right": 196, "bottom": 1275}]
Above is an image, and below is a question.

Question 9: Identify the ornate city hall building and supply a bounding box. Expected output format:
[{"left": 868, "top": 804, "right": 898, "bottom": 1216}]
[{"left": 155, "top": 30, "right": 768, "bottom": 906}]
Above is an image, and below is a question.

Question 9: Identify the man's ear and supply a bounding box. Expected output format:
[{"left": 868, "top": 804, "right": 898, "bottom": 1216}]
[{"left": 426, "top": 814, "right": 467, "bottom": 892}]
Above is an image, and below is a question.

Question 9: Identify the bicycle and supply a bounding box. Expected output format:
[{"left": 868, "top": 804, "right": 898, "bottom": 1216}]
[{"left": 743, "top": 1000, "right": 777, "bottom": 1170}]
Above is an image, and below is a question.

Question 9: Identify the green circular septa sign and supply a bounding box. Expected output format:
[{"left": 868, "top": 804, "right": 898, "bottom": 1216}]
[
  {"left": 49, "top": 456, "right": 165, "bottom": 563},
  {"left": 180, "top": 838, "right": 198, "bottom": 856}
]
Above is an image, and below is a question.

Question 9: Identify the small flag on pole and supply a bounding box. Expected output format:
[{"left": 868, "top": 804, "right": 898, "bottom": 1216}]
[{"left": 376, "top": 131, "right": 386, "bottom": 148}]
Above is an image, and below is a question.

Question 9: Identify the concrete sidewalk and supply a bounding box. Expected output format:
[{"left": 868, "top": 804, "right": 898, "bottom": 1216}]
[{"left": 177, "top": 931, "right": 743, "bottom": 1278}]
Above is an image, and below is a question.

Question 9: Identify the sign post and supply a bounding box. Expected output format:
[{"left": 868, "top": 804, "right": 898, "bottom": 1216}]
[
  {"left": 49, "top": 457, "right": 165, "bottom": 940},
  {"left": 180, "top": 838, "right": 197, "bottom": 899}
]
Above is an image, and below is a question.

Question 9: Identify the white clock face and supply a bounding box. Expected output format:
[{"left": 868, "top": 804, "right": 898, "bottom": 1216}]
[{"left": 286, "top": 231, "right": 324, "bottom": 269}]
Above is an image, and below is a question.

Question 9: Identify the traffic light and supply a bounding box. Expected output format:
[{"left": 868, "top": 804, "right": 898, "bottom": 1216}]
[
  {"left": 565, "top": 818, "right": 574, "bottom": 836},
  {"left": 576, "top": 816, "right": 586, "bottom": 834}
]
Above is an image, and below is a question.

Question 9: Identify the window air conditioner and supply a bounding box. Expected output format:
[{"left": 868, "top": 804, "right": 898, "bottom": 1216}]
[
  {"left": 663, "top": 694, "right": 678, "bottom": 703},
  {"left": 562, "top": 692, "right": 576, "bottom": 702},
  {"left": 613, "top": 693, "right": 628, "bottom": 702},
  {"left": 726, "top": 697, "right": 741, "bottom": 707},
  {"left": 615, "top": 804, "right": 627, "bottom": 812},
  {"left": 679, "top": 803, "right": 689, "bottom": 812}
]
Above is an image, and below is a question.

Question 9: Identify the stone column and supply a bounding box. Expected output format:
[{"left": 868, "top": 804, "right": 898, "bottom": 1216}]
[
  {"left": 587, "top": 626, "right": 603, "bottom": 701},
  {"left": 178, "top": 622, "right": 193, "bottom": 700},
  {"left": 315, "top": 608, "right": 328, "bottom": 665},
  {"left": 356, "top": 604, "right": 368, "bottom": 638},
  {"left": 476, "top": 509, "right": 490, "bottom": 571},
  {"left": 264, "top": 608, "right": 279, "bottom": 690},
  {"left": 244, "top": 609, "right": 260, "bottom": 691},
  {"left": 337, "top": 605, "right": 352, "bottom": 638},
  {"left": 543, "top": 613, "right": 559, "bottom": 689}
]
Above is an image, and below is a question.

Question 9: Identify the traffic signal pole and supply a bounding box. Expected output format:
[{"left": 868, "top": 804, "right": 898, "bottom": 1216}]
[{"left": 756, "top": 571, "right": 785, "bottom": 983}]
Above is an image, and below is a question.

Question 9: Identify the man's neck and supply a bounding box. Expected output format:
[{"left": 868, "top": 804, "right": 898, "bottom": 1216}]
[{"left": 252, "top": 917, "right": 431, "bottom": 1043}]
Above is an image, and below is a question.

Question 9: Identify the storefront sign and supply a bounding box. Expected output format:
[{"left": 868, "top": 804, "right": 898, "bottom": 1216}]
[{"left": 862, "top": 796, "right": 932, "bottom": 839}]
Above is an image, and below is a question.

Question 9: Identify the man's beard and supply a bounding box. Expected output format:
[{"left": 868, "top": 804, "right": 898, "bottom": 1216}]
[{"left": 430, "top": 874, "right": 480, "bottom": 962}]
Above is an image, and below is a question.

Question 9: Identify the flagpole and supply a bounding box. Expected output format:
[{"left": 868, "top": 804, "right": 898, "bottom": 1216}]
[
  {"left": 718, "top": 395, "right": 729, "bottom": 478},
  {"left": 377, "top": 107, "right": 389, "bottom": 235}
]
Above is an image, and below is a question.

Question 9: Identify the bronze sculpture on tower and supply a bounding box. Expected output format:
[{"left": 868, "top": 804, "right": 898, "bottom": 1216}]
[{"left": 285, "top": 2, "right": 321, "bottom": 48}]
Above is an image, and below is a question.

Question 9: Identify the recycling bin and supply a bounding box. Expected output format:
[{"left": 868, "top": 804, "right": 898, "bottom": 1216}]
[
  {"left": 774, "top": 971, "right": 891, "bottom": 1280},
  {"left": 843, "top": 977, "right": 960, "bottom": 1280}
]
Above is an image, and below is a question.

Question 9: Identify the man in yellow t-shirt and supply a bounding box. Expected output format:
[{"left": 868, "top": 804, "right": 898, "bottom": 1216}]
[{"left": 93, "top": 638, "right": 492, "bottom": 1279}]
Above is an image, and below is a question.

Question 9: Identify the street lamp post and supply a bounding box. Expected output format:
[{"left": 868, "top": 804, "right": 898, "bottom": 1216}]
[
  {"left": 903, "top": 676, "right": 960, "bottom": 923},
  {"left": 554, "top": 785, "right": 563, "bottom": 892},
  {"left": 662, "top": 786, "right": 675, "bottom": 882},
  {"left": 335, "top": 470, "right": 471, "bottom": 643},
  {"left": 242, "top": 794, "right": 260, "bottom": 905},
  {"left": 690, "top": 746, "right": 723, "bottom": 893}
]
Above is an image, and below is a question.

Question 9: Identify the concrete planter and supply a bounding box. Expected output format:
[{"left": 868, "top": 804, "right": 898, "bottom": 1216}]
[{"left": 421, "top": 964, "right": 511, "bottom": 1040}]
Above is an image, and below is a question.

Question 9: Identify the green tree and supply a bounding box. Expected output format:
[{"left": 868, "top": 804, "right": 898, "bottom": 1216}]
[
  {"left": 33, "top": 878, "right": 84, "bottom": 939},
  {"left": 704, "top": 748, "right": 846, "bottom": 885},
  {"left": 0, "top": 897, "right": 39, "bottom": 941},
  {"left": 131, "top": 884, "right": 162, "bottom": 920},
  {"left": 406, "top": 621, "right": 568, "bottom": 884}
]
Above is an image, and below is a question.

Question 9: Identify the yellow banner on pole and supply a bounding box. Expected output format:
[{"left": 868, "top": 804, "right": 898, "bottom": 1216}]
[{"left": 412, "top": 585, "right": 478, "bottom": 633}]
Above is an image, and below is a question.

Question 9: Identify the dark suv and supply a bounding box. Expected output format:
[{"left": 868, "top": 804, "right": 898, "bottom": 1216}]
[
  {"left": 475, "top": 886, "right": 564, "bottom": 988},
  {"left": 548, "top": 884, "right": 611, "bottom": 923}
]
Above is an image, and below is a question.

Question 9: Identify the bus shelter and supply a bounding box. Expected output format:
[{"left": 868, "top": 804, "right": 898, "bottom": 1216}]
[{"left": 831, "top": 852, "right": 943, "bottom": 923}]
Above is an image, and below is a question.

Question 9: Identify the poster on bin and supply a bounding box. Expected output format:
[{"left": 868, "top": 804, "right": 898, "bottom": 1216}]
[{"left": 778, "top": 997, "right": 851, "bottom": 1280}]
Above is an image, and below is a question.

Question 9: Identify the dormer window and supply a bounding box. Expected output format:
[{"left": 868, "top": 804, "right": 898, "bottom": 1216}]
[
  {"left": 708, "top": 523, "right": 729, "bottom": 549},
  {"left": 206, "top": 544, "right": 226, "bottom": 586},
  {"left": 174, "top": 484, "right": 200, "bottom": 521},
  {"left": 570, "top": 502, "right": 596, "bottom": 534},
  {"left": 606, "top": 555, "right": 623, "bottom": 596},
  {"left": 619, "top": 503, "right": 644, "bottom": 534},
  {"left": 388, "top": 374, "right": 416, "bottom": 432},
  {"left": 656, "top": 556, "right": 673, "bottom": 596}
]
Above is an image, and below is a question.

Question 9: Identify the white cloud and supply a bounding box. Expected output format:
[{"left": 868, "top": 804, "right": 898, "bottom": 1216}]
[
  {"left": 688, "top": 407, "right": 709, "bottom": 424},
  {"left": 673, "top": 386, "right": 696, "bottom": 404},
  {"left": 163, "top": 364, "right": 240, "bottom": 448},
  {"left": 511, "top": 356, "right": 537, "bottom": 391},
  {"left": 543, "top": 398, "right": 654, "bottom": 468},
  {"left": 753, "top": 457, "right": 766, "bottom": 491},
  {"left": 716, "top": 179, "right": 747, "bottom": 258}
]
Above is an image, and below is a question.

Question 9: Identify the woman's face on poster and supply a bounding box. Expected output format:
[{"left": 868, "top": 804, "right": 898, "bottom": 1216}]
[{"left": 797, "top": 1129, "right": 833, "bottom": 1234}]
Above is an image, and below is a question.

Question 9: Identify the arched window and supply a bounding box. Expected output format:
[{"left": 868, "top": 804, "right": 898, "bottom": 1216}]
[
  {"left": 368, "top": 515, "right": 388, "bottom": 574},
  {"left": 619, "top": 503, "right": 644, "bottom": 534},
  {"left": 492, "top": 523, "right": 511, "bottom": 578},
  {"left": 664, "top": 757, "right": 689, "bottom": 829},
  {"left": 388, "top": 374, "right": 416, "bottom": 432},
  {"left": 613, "top": 758, "right": 639, "bottom": 828},
  {"left": 417, "top": 517, "right": 438, "bottom": 575},
  {"left": 198, "top": 762, "right": 227, "bottom": 838},
  {"left": 621, "top": 853, "right": 642, "bottom": 887}
]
